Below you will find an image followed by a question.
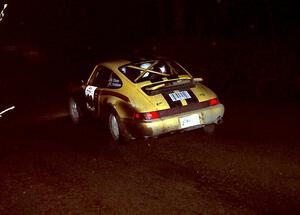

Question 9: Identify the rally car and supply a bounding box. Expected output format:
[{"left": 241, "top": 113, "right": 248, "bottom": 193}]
[{"left": 69, "top": 58, "right": 224, "bottom": 142}]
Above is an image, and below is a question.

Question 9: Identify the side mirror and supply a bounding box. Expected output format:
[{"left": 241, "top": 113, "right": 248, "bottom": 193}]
[{"left": 193, "top": 77, "right": 203, "bottom": 83}]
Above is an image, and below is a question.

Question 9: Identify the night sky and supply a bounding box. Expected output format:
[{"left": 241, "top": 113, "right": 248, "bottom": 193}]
[{"left": 1, "top": 0, "right": 299, "bottom": 50}]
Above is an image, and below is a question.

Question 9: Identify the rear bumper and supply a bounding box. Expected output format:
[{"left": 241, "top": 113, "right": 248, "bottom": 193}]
[{"left": 122, "top": 103, "right": 224, "bottom": 138}]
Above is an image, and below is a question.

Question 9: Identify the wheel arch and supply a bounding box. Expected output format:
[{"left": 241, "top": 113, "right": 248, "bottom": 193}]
[{"left": 104, "top": 102, "right": 134, "bottom": 141}]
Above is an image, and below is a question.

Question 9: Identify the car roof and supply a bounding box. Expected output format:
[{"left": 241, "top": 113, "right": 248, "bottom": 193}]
[
  {"left": 98, "top": 57, "right": 174, "bottom": 71},
  {"left": 100, "top": 59, "right": 131, "bottom": 71}
]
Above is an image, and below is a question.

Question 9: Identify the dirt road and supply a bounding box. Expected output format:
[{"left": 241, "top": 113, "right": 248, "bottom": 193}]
[{"left": 0, "top": 97, "right": 299, "bottom": 214}]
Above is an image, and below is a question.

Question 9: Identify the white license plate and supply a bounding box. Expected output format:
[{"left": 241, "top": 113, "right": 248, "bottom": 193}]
[
  {"left": 169, "top": 91, "right": 191, "bottom": 102},
  {"left": 179, "top": 114, "right": 201, "bottom": 129}
]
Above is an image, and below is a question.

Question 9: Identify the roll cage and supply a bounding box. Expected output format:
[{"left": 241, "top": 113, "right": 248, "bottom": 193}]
[{"left": 119, "top": 60, "right": 192, "bottom": 83}]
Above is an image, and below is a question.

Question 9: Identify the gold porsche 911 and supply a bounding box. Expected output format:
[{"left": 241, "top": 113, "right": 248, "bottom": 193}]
[{"left": 69, "top": 58, "right": 224, "bottom": 143}]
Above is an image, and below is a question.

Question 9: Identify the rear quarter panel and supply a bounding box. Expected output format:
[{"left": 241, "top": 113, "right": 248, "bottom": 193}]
[{"left": 192, "top": 83, "right": 218, "bottom": 101}]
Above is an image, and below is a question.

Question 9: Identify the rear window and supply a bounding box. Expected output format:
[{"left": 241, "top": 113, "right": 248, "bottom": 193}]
[{"left": 119, "top": 60, "right": 189, "bottom": 83}]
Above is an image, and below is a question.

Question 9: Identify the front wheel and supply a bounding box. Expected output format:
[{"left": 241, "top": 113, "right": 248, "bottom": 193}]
[{"left": 69, "top": 97, "right": 85, "bottom": 125}]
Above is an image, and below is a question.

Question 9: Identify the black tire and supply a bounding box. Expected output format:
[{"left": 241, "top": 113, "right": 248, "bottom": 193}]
[
  {"left": 108, "top": 111, "right": 131, "bottom": 144},
  {"left": 108, "top": 112, "right": 122, "bottom": 143},
  {"left": 69, "top": 97, "right": 86, "bottom": 125}
]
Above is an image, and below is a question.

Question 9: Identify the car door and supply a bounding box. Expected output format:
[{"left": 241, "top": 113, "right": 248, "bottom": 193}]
[{"left": 85, "top": 65, "right": 112, "bottom": 117}]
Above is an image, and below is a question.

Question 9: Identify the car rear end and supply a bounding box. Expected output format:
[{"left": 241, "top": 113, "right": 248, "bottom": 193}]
[
  {"left": 125, "top": 83, "right": 224, "bottom": 138},
  {"left": 118, "top": 59, "right": 225, "bottom": 139}
]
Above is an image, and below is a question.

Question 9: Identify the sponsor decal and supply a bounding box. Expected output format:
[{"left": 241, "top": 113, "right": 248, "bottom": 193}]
[
  {"left": 168, "top": 91, "right": 191, "bottom": 102},
  {"left": 162, "top": 89, "right": 199, "bottom": 109},
  {"left": 162, "top": 92, "right": 182, "bottom": 108},
  {"left": 108, "top": 77, "right": 122, "bottom": 88}
]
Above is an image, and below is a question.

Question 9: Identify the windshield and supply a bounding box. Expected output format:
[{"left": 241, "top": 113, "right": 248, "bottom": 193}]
[{"left": 119, "top": 60, "right": 191, "bottom": 83}]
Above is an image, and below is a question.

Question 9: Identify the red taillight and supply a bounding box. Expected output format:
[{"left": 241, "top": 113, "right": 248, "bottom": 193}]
[
  {"left": 134, "top": 111, "right": 160, "bottom": 120},
  {"left": 209, "top": 98, "right": 219, "bottom": 106},
  {"left": 144, "top": 111, "right": 160, "bottom": 120},
  {"left": 134, "top": 113, "right": 142, "bottom": 120}
]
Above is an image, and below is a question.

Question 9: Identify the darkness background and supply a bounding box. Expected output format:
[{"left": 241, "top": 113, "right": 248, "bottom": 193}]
[
  {"left": 2, "top": 0, "right": 299, "bottom": 49},
  {"left": 1, "top": 3, "right": 300, "bottom": 214},
  {"left": 1, "top": 0, "right": 299, "bottom": 109}
]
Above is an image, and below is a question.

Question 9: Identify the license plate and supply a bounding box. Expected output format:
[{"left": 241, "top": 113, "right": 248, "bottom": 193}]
[
  {"left": 179, "top": 114, "right": 201, "bottom": 129},
  {"left": 169, "top": 91, "right": 191, "bottom": 102}
]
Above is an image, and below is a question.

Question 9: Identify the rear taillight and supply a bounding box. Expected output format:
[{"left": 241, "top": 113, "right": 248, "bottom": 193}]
[
  {"left": 134, "top": 111, "right": 160, "bottom": 120},
  {"left": 134, "top": 113, "right": 143, "bottom": 120},
  {"left": 209, "top": 98, "right": 219, "bottom": 106}
]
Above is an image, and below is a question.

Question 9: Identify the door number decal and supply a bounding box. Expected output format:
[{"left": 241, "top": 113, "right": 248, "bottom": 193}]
[{"left": 85, "top": 85, "right": 97, "bottom": 100}]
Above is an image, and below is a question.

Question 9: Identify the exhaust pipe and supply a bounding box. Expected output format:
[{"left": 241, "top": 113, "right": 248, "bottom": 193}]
[{"left": 215, "top": 117, "right": 223, "bottom": 125}]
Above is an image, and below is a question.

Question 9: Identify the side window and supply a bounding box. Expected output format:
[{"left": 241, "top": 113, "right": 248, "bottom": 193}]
[
  {"left": 88, "top": 66, "right": 100, "bottom": 86},
  {"left": 107, "top": 73, "right": 122, "bottom": 89},
  {"left": 89, "top": 66, "right": 113, "bottom": 88}
]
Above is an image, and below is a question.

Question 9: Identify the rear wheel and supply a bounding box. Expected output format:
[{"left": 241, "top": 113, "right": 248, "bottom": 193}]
[
  {"left": 69, "top": 97, "right": 85, "bottom": 124},
  {"left": 108, "top": 111, "right": 132, "bottom": 144},
  {"left": 108, "top": 112, "right": 120, "bottom": 142}
]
